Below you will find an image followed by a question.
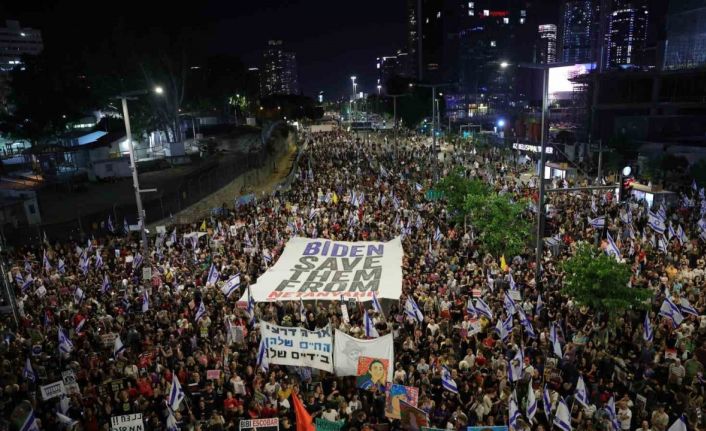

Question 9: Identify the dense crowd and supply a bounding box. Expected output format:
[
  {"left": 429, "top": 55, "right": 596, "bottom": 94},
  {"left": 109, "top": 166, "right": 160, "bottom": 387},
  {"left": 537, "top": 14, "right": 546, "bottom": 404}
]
[{"left": 0, "top": 129, "right": 705, "bottom": 431}]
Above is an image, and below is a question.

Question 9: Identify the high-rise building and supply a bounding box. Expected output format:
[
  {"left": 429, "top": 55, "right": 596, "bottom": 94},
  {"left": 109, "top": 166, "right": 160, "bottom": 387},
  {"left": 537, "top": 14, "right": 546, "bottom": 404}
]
[
  {"left": 605, "top": 0, "right": 649, "bottom": 67},
  {"left": 0, "top": 20, "right": 43, "bottom": 72},
  {"left": 376, "top": 52, "right": 408, "bottom": 92},
  {"left": 538, "top": 24, "right": 558, "bottom": 63},
  {"left": 559, "top": 0, "right": 595, "bottom": 63},
  {"left": 407, "top": 0, "right": 420, "bottom": 79},
  {"left": 420, "top": 0, "right": 445, "bottom": 82},
  {"left": 260, "top": 40, "right": 299, "bottom": 97},
  {"left": 663, "top": 0, "right": 706, "bottom": 70}
]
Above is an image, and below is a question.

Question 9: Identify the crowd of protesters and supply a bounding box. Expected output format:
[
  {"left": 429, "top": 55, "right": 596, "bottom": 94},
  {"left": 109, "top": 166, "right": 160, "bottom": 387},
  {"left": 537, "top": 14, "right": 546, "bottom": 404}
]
[{"left": 0, "top": 129, "right": 705, "bottom": 431}]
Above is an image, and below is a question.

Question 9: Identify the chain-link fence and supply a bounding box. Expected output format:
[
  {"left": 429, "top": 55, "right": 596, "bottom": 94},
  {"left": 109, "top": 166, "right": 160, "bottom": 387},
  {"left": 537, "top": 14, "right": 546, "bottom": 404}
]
[{"left": 3, "top": 125, "right": 294, "bottom": 248}]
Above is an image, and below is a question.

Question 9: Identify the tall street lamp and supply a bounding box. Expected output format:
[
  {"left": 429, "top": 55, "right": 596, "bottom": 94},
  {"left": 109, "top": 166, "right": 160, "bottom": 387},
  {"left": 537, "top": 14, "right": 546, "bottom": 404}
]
[
  {"left": 414, "top": 82, "right": 452, "bottom": 180},
  {"left": 117, "top": 86, "right": 164, "bottom": 260}
]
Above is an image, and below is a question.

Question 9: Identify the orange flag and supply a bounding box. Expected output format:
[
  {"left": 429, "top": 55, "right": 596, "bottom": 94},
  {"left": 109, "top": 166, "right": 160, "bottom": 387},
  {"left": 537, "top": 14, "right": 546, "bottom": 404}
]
[{"left": 291, "top": 390, "right": 315, "bottom": 431}]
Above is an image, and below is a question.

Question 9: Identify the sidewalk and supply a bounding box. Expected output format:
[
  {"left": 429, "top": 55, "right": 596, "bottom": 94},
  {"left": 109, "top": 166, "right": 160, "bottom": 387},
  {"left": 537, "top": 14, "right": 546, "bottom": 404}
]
[{"left": 152, "top": 139, "right": 299, "bottom": 227}]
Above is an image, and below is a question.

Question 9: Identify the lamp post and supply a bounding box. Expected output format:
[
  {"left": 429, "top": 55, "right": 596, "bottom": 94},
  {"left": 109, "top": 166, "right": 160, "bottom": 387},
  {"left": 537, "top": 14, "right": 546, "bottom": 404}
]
[
  {"left": 117, "top": 86, "right": 164, "bottom": 260},
  {"left": 415, "top": 83, "right": 452, "bottom": 180},
  {"left": 350, "top": 76, "right": 357, "bottom": 121}
]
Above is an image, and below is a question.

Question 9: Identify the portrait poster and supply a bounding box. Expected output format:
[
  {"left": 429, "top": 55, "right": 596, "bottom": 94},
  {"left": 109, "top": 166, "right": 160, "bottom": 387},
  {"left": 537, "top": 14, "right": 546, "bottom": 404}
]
[
  {"left": 385, "top": 384, "right": 419, "bottom": 419},
  {"left": 356, "top": 356, "right": 389, "bottom": 392},
  {"left": 399, "top": 400, "right": 428, "bottom": 431}
]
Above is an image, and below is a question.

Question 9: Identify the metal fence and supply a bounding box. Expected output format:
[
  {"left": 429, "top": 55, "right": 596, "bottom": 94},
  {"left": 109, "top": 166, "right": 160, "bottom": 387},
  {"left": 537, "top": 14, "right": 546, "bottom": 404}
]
[{"left": 3, "top": 124, "right": 294, "bottom": 247}]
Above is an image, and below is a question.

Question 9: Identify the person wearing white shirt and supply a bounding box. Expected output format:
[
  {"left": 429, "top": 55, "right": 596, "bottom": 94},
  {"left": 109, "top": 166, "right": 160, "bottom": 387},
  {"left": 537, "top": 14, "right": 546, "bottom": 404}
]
[
  {"left": 617, "top": 402, "right": 632, "bottom": 431},
  {"left": 322, "top": 407, "right": 339, "bottom": 422}
]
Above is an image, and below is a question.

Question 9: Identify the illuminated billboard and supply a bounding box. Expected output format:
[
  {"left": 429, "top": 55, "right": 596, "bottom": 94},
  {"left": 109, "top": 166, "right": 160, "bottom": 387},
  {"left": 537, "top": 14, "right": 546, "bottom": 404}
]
[{"left": 548, "top": 63, "right": 595, "bottom": 101}]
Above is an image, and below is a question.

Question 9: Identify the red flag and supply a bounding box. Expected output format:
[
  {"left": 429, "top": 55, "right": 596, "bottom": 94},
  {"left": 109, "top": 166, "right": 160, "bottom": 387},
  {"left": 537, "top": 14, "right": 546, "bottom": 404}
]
[{"left": 291, "top": 390, "right": 315, "bottom": 431}]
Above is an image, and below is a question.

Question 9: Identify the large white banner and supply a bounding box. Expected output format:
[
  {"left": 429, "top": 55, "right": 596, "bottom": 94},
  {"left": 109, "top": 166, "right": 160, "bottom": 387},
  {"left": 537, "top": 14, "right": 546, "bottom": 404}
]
[
  {"left": 334, "top": 330, "right": 394, "bottom": 380},
  {"left": 243, "top": 237, "right": 403, "bottom": 302},
  {"left": 260, "top": 321, "right": 334, "bottom": 372},
  {"left": 111, "top": 413, "right": 144, "bottom": 431}
]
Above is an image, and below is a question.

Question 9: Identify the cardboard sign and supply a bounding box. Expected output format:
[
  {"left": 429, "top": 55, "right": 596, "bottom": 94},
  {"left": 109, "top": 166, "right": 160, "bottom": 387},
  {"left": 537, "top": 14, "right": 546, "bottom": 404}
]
[
  {"left": 400, "top": 400, "right": 429, "bottom": 431},
  {"left": 508, "top": 290, "right": 521, "bottom": 301},
  {"left": 385, "top": 384, "right": 419, "bottom": 419},
  {"left": 356, "top": 356, "right": 389, "bottom": 391},
  {"left": 239, "top": 418, "right": 279, "bottom": 431},
  {"left": 111, "top": 413, "right": 144, "bottom": 431},
  {"left": 62, "top": 370, "right": 80, "bottom": 395},
  {"left": 207, "top": 369, "right": 221, "bottom": 380},
  {"left": 40, "top": 380, "right": 66, "bottom": 400},
  {"left": 101, "top": 333, "right": 117, "bottom": 347}
]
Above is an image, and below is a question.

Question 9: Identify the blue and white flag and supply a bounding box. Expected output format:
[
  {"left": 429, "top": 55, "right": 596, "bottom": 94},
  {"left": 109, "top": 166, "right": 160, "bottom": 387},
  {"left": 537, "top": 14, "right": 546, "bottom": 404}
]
[
  {"left": 247, "top": 286, "right": 256, "bottom": 326},
  {"left": 415, "top": 183, "right": 423, "bottom": 192},
  {"left": 221, "top": 273, "right": 241, "bottom": 298},
  {"left": 543, "top": 385, "right": 553, "bottom": 421},
  {"left": 588, "top": 216, "right": 605, "bottom": 229},
  {"left": 123, "top": 218, "right": 129, "bottom": 235},
  {"left": 441, "top": 366, "right": 459, "bottom": 394},
  {"left": 503, "top": 291, "right": 517, "bottom": 316},
  {"left": 553, "top": 398, "right": 572, "bottom": 431},
  {"left": 95, "top": 252, "right": 103, "bottom": 270},
  {"left": 574, "top": 375, "right": 589, "bottom": 408},
  {"left": 677, "top": 225, "right": 688, "bottom": 245},
  {"left": 658, "top": 235, "right": 668, "bottom": 253},
  {"left": 74, "top": 287, "right": 84, "bottom": 305},
  {"left": 606, "top": 231, "right": 621, "bottom": 261},
  {"left": 57, "top": 259, "right": 66, "bottom": 274},
  {"left": 133, "top": 253, "right": 143, "bottom": 269},
  {"left": 392, "top": 194, "right": 401, "bottom": 209},
  {"left": 371, "top": 292, "right": 384, "bottom": 315},
  {"left": 207, "top": 263, "right": 219, "bottom": 285},
  {"left": 535, "top": 294, "right": 544, "bottom": 316},
  {"left": 43, "top": 249, "right": 51, "bottom": 272},
  {"left": 363, "top": 310, "right": 379, "bottom": 338},
  {"left": 508, "top": 348, "right": 524, "bottom": 383},
  {"left": 21, "top": 274, "right": 33, "bottom": 293},
  {"left": 263, "top": 249, "right": 273, "bottom": 266},
  {"left": 58, "top": 327, "right": 73, "bottom": 355},
  {"left": 20, "top": 408, "right": 40, "bottom": 431},
  {"left": 517, "top": 308, "right": 536, "bottom": 339},
  {"left": 648, "top": 211, "right": 666, "bottom": 234},
  {"left": 194, "top": 301, "right": 207, "bottom": 322},
  {"left": 680, "top": 297, "right": 699, "bottom": 316},
  {"left": 434, "top": 226, "right": 443, "bottom": 242},
  {"left": 257, "top": 339, "right": 269, "bottom": 373},
  {"left": 658, "top": 204, "right": 667, "bottom": 221},
  {"left": 168, "top": 375, "right": 185, "bottom": 412},
  {"left": 495, "top": 316, "right": 512, "bottom": 342},
  {"left": 667, "top": 415, "right": 688, "bottom": 431},
  {"left": 101, "top": 274, "right": 111, "bottom": 294},
  {"left": 527, "top": 379, "right": 537, "bottom": 422},
  {"left": 107, "top": 215, "right": 115, "bottom": 233},
  {"left": 474, "top": 298, "right": 494, "bottom": 320},
  {"left": 550, "top": 323, "right": 563, "bottom": 358},
  {"left": 114, "top": 335, "right": 125, "bottom": 358},
  {"left": 509, "top": 390, "right": 521, "bottom": 429},
  {"left": 508, "top": 271, "right": 517, "bottom": 290},
  {"left": 23, "top": 357, "right": 36, "bottom": 383},
  {"left": 14, "top": 271, "right": 24, "bottom": 285},
  {"left": 166, "top": 411, "right": 179, "bottom": 431},
  {"left": 660, "top": 296, "right": 684, "bottom": 327},
  {"left": 142, "top": 291, "right": 150, "bottom": 312},
  {"left": 643, "top": 313, "right": 653, "bottom": 342},
  {"left": 405, "top": 296, "right": 424, "bottom": 323},
  {"left": 300, "top": 299, "right": 307, "bottom": 322},
  {"left": 668, "top": 223, "right": 677, "bottom": 240},
  {"left": 606, "top": 396, "right": 620, "bottom": 431},
  {"left": 466, "top": 297, "right": 477, "bottom": 316}
]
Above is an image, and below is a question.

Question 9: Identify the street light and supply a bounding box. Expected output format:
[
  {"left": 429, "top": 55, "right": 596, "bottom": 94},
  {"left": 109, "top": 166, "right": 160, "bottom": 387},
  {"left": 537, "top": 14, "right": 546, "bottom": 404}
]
[
  {"left": 497, "top": 119, "right": 506, "bottom": 128},
  {"left": 500, "top": 61, "right": 510, "bottom": 69},
  {"left": 117, "top": 86, "right": 164, "bottom": 260}
]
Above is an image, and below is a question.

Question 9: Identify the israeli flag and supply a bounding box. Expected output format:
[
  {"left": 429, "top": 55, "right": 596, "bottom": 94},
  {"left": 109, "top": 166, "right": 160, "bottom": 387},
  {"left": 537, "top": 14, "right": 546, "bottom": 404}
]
[
  {"left": 142, "top": 291, "right": 150, "bottom": 312},
  {"left": 574, "top": 375, "right": 589, "bottom": 408},
  {"left": 643, "top": 313, "right": 653, "bottom": 342},
  {"left": 257, "top": 339, "right": 269, "bottom": 373},
  {"left": 658, "top": 204, "right": 667, "bottom": 221},
  {"left": 107, "top": 215, "right": 115, "bottom": 233},
  {"left": 508, "top": 271, "right": 517, "bottom": 290},
  {"left": 606, "top": 396, "right": 620, "bottom": 431},
  {"left": 14, "top": 271, "right": 24, "bottom": 285},
  {"left": 527, "top": 379, "right": 537, "bottom": 421},
  {"left": 207, "top": 264, "right": 219, "bottom": 285},
  {"left": 543, "top": 385, "right": 553, "bottom": 421},
  {"left": 474, "top": 297, "right": 494, "bottom": 320},
  {"left": 58, "top": 327, "right": 74, "bottom": 355},
  {"left": 247, "top": 286, "right": 256, "bottom": 326},
  {"left": 74, "top": 287, "right": 84, "bottom": 305},
  {"left": 550, "top": 324, "right": 563, "bottom": 358},
  {"left": 415, "top": 183, "right": 423, "bottom": 192},
  {"left": 392, "top": 195, "right": 401, "bottom": 209},
  {"left": 43, "top": 249, "right": 51, "bottom": 272},
  {"left": 466, "top": 298, "right": 477, "bottom": 316},
  {"left": 508, "top": 391, "right": 520, "bottom": 429},
  {"left": 518, "top": 308, "right": 536, "bottom": 339},
  {"left": 101, "top": 274, "right": 111, "bottom": 294},
  {"left": 588, "top": 215, "right": 605, "bottom": 229},
  {"left": 221, "top": 273, "right": 241, "bottom": 298},
  {"left": 503, "top": 291, "right": 517, "bottom": 316},
  {"left": 659, "top": 296, "right": 684, "bottom": 327},
  {"left": 21, "top": 274, "right": 34, "bottom": 293},
  {"left": 668, "top": 223, "right": 676, "bottom": 240},
  {"left": 648, "top": 211, "right": 666, "bottom": 234},
  {"left": 123, "top": 218, "right": 129, "bottom": 235},
  {"left": 133, "top": 253, "right": 143, "bottom": 269},
  {"left": 434, "top": 226, "right": 443, "bottom": 241},
  {"left": 535, "top": 294, "right": 544, "bottom": 316},
  {"left": 677, "top": 225, "right": 688, "bottom": 245},
  {"left": 56, "top": 258, "right": 65, "bottom": 274},
  {"left": 606, "top": 231, "right": 621, "bottom": 261},
  {"left": 263, "top": 249, "right": 273, "bottom": 266},
  {"left": 371, "top": 292, "right": 384, "bottom": 315},
  {"left": 405, "top": 296, "right": 424, "bottom": 323},
  {"left": 166, "top": 410, "right": 179, "bottom": 431},
  {"left": 114, "top": 335, "right": 125, "bottom": 358},
  {"left": 23, "top": 357, "right": 36, "bottom": 383},
  {"left": 553, "top": 398, "right": 572, "bottom": 431},
  {"left": 667, "top": 415, "right": 688, "bottom": 431},
  {"left": 95, "top": 252, "right": 103, "bottom": 269},
  {"left": 168, "top": 375, "right": 186, "bottom": 412},
  {"left": 364, "top": 310, "right": 379, "bottom": 338},
  {"left": 658, "top": 235, "right": 668, "bottom": 253},
  {"left": 508, "top": 348, "right": 524, "bottom": 383},
  {"left": 441, "top": 366, "right": 459, "bottom": 394},
  {"left": 495, "top": 316, "right": 511, "bottom": 342},
  {"left": 194, "top": 301, "right": 207, "bottom": 322},
  {"left": 680, "top": 297, "right": 699, "bottom": 316}
]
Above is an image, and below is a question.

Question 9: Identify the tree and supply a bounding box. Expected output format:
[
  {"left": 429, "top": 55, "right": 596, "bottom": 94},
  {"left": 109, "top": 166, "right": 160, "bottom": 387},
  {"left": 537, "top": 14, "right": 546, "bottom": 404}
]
[
  {"left": 463, "top": 192, "right": 532, "bottom": 258},
  {"left": 436, "top": 168, "right": 489, "bottom": 222},
  {"left": 561, "top": 243, "right": 652, "bottom": 323}
]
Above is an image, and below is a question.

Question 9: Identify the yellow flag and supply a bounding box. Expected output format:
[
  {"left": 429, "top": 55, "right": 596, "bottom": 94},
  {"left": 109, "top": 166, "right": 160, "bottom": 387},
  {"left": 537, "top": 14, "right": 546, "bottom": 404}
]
[
  {"left": 332, "top": 192, "right": 339, "bottom": 204},
  {"left": 200, "top": 220, "right": 207, "bottom": 232},
  {"left": 500, "top": 255, "right": 508, "bottom": 272}
]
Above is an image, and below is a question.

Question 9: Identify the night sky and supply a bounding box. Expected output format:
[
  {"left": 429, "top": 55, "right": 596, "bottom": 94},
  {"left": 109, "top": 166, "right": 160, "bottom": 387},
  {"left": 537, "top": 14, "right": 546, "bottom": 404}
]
[{"left": 2, "top": 0, "right": 560, "bottom": 99}]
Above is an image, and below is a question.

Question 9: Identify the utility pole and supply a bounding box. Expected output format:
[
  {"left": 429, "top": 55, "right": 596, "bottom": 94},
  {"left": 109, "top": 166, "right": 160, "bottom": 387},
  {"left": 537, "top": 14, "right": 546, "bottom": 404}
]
[
  {"left": 389, "top": 93, "right": 410, "bottom": 157},
  {"left": 416, "top": 83, "right": 452, "bottom": 180},
  {"left": 597, "top": 139, "right": 603, "bottom": 181}
]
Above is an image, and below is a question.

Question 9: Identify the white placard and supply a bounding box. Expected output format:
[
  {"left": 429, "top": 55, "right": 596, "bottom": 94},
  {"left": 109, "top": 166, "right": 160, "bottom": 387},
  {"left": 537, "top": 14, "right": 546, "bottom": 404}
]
[
  {"left": 260, "top": 321, "right": 333, "bottom": 372},
  {"left": 40, "top": 380, "right": 66, "bottom": 400},
  {"left": 111, "top": 413, "right": 144, "bottom": 431},
  {"left": 156, "top": 225, "right": 166, "bottom": 234},
  {"left": 333, "top": 330, "right": 394, "bottom": 380},
  {"left": 62, "top": 370, "right": 80, "bottom": 395},
  {"left": 242, "top": 237, "right": 403, "bottom": 302}
]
